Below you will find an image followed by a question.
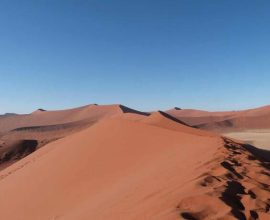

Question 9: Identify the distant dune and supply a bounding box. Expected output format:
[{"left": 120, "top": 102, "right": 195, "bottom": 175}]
[
  {"left": 166, "top": 105, "right": 270, "bottom": 151},
  {"left": 223, "top": 129, "right": 270, "bottom": 150},
  {"left": 167, "top": 105, "right": 270, "bottom": 131},
  {"left": 0, "top": 104, "right": 269, "bottom": 219}
]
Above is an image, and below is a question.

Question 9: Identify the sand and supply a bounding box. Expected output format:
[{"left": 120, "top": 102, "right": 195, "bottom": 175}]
[
  {"left": 223, "top": 129, "right": 270, "bottom": 150},
  {"left": 0, "top": 104, "right": 147, "bottom": 170},
  {"left": 167, "top": 105, "right": 270, "bottom": 150},
  {"left": 167, "top": 105, "right": 270, "bottom": 130},
  {"left": 0, "top": 104, "right": 269, "bottom": 219}
]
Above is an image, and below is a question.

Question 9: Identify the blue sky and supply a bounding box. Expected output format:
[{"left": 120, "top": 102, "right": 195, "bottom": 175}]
[{"left": 0, "top": 0, "right": 270, "bottom": 113}]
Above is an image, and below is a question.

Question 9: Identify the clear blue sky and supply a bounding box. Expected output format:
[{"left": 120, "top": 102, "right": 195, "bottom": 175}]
[{"left": 1, "top": 0, "right": 270, "bottom": 114}]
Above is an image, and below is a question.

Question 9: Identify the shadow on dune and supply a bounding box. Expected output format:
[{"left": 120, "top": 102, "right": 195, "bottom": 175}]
[
  {"left": 119, "top": 105, "right": 150, "bottom": 116},
  {"left": 0, "top": 140, "right": 38, "bottom": 163},
  {"left": 180, "top": 212, "right": 197, "bottom": 220},
  {"left": 196, "top": 119, "right": 234, "bottom": 130},
  {"left": 157, "top": 111, "right": 191, "bottom": 126},
  {"left": 220, "top": 139, "right": 270, "bottom": 219},
  {"left": 243, "top": 144, "right": 270, "bottom": 163},
  {"left": 11, "top": 119, "right": 95, "bottom": 133},
  {"left": 220, "top": 180, "right": 247, "bottom": 220}
]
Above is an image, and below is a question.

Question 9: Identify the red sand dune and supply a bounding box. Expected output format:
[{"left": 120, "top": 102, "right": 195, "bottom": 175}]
[
  {"left": 167, "top": 105, "right": 270, "bottom": 131},
  {"left": 0, "top": 104, "right": 130, "bottom": 133},
  {"left": 141, "top": 111, "right": 216, "bottom": 137},
  {"left": 0, "top": 104, "right": 148, "bottom": 170},
  {"left": 0, "top": 106, "right": 270, "bottom": 219}
]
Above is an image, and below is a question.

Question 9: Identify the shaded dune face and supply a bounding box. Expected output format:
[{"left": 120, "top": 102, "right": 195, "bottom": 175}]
[
  {"left": 0, "top": 140, "right": 38, "bottom": 162},
  {"left": 0, "top": 139, "right": 39, "bottom": 171},
  {"left": 0, "top": 107, "right": 269, "bottom": 220},
  {"left": 118, "top": 104, "right": 151, "bottom": 116}
]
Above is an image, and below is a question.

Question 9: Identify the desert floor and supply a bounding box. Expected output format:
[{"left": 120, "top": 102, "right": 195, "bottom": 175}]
[{"left": 223, "top": 129, "right": 270, "bottom": 150}]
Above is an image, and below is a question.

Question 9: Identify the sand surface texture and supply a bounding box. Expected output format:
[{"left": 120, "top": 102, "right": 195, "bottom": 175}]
[{"left": 0, "top": 105, "right": 269, "bottom": 219}]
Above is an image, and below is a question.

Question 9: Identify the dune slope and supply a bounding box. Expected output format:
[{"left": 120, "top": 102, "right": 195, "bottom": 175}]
[
  {"left": 166, "top": 105, "right": 270, "bottom": 130},
  {"left": 0, "top": 104, "right": 148, "bottom": 170},
  {"left": 0, "top": 115, "right": 269, "bottom": 219}
]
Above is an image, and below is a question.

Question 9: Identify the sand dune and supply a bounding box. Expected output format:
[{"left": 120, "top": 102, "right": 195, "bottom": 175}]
[
  {"left": 166, "top": 108, "right": 237, "bottom": 127},
  {"left": 0, "top": 104, "right": 148, "bottom": 170},
  {"left": 198, "top": 114, "right": 270, "bottom": 131},
  {"left": 0, "top": 104, "right": 132, "bottom": 133},
  {"left": 0, "top": 107, "right": 269, "bottom": 219},
  {"left": 167, "top": 104, "right": 270, "bottom": 153},
  {"left": 141, "top": 111, "right": 216, "bottom": 137},
  {"left": 167, "top": 105, "right": 270, "bottom": 130}
]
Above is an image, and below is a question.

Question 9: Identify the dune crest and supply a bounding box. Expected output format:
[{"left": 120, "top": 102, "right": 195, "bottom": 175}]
[
  {"left": 166, "top": 105, "right": 270, "bottom": 130},
  {"left": 0, "top": 104, "right": 148, "bottom": 170},
  {"left": 0, "top": 112, "right": 269, "bottom": 219},
  {"left": 177, "top": 137, "right": 270, "bottom": 220},
  {"left": 0, "top": 104, "right": 269, "bottom": 219}
]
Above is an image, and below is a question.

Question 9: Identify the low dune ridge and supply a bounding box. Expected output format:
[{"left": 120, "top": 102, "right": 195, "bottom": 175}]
[
  {"left": 166, "top": 108, "right": 237, "bottom": 127},
  {"left": 0, "top": 105, "right": 269, "bottom": 219},
  {"left": 166, "top": 105, "right": 270, "bottom": 131},
  {"left": 141, "top": 111, "right": 217, "bottom": 137},
  {"left": 198, "top": 114, "right": 270, "bottom": 131},
  {"left": 167, "top": 105, "right": 270, "bottom": 118},
  {"left": 166, "top": 105, "right": 270, "bottom": 153},
  {"left": 166, "top": 108, "right": 237, "bottom": 117}
]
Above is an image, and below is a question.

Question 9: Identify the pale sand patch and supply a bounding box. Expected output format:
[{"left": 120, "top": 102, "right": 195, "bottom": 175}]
[{"left": 223, "top": 129, "right": 270, "bottom": 150}]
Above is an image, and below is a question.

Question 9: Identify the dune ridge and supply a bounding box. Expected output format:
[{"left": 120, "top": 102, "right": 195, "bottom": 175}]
[
  {"left": 177, "top": 137, "right": 270, "bottom": 220},
  {"left": 166, "top": 105, "right": 270, "bottom": 152},
  {"left": 0, "top": 104, "right": 148, "bottom": 170},
  {"left": 0, "top": 106, "right": 269, "bottom": 219},
  {"left": 166, "top": 105, "right": 270, "bottom": 131}
]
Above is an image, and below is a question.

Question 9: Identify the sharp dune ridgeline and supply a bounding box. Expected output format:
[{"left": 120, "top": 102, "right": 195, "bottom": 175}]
[
  {"left": 0, "top": 104, "right": 145, "bottom": 170},
  {"left": 0, "top": 104, "right": 270, "bottom": 219}
]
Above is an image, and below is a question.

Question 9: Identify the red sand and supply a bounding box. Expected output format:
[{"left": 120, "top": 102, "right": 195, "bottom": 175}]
[
  {"left": 0, "top": 105, "right": 269, "bottom": 219},
  {"left": 0, "top": 104, "right": 142, "bottom": 170},
  {"left": 167, "top": 105, "right": 270, "bottom": 131},
  {"left": 0, "top": 104, "right": 125, "bottom": 133}
]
